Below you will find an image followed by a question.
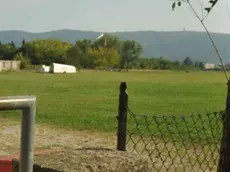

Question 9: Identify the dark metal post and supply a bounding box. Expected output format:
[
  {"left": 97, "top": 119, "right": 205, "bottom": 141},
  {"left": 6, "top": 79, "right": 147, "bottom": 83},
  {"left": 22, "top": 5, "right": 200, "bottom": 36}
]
[
  {"left": 0, "top": 96, "right": 36, "bottom": 172},
  {"left": 218, "top": 81, "right": 230, "bottom": 172},
  {"left": 117, "top": 82, "right": 128, "bottom": 151}
]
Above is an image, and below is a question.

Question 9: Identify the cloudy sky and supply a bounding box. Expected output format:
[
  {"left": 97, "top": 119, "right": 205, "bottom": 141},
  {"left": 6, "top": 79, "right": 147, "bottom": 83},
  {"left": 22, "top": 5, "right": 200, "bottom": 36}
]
[{"left": 0, "top": 0, "right": 230, "bottom": 33}]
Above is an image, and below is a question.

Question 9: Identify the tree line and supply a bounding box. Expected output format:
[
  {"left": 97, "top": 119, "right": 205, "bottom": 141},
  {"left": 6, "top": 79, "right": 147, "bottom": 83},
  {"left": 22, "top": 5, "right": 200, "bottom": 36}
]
[{"left": 0, "top": 34, "right": 206, "bottom": 71}]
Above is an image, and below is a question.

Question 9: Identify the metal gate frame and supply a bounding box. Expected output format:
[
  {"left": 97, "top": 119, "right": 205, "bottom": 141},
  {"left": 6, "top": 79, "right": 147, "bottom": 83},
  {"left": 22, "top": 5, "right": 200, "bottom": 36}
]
[{"left": 0, "top": 96, "right": 36, "bottom": 172}]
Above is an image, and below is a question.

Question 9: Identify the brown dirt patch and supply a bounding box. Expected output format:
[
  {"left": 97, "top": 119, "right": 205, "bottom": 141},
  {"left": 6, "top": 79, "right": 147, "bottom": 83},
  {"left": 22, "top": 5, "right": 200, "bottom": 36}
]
[
  {"left": 1, "top": 118, "right": 152, "bottom": 171},
  {"left": 0, "top": 117, "right": 116, "bottom": 155},
  {"left": 12, "top": 147, "right": 151, "bottom": 172}
]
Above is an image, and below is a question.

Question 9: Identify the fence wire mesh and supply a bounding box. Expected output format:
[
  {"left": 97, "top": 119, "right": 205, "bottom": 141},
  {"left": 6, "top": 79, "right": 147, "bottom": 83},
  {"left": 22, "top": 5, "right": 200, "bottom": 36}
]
[{"left": 126, "top": 109, "right": 224, "bottom": 172}]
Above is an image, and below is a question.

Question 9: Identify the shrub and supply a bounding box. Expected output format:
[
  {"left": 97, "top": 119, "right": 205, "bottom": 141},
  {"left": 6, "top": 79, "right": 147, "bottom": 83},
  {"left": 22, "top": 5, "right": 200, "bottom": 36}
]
[{"left": 13, "top": 52, "right": 31, "bottom": 69}]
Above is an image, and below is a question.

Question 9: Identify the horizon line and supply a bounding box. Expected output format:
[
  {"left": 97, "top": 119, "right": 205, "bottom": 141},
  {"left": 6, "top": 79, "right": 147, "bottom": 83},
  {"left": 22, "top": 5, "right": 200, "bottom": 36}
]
[{"left": 0, "top": 28, "right": 229, "bottom": 35}]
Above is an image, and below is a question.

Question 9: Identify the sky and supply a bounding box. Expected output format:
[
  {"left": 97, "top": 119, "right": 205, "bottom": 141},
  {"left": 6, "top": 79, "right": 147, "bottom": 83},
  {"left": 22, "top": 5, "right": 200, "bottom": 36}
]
[{"left": 0, "top": 0, "right": 230, "bottom": 33}]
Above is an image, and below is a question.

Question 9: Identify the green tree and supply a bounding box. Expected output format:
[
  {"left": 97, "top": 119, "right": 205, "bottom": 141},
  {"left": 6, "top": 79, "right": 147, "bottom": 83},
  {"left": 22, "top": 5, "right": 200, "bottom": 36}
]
[
  {"left": 22, "top": 38, "right": 26, "bottom": 45},
  {"left": 20, "top": 39, "right": 72, "bottom": 65},
  {"left": 66, "top": 45, "right": 85, "bottom": 69},
  {"left": 198, "top": 62, "right": 204, "bottom": 70},
  {"left": 10, "top": 41, "right": 16, "bottom": 49},
  {"left": 173, "top": 60, "right": 181, "bottom": 69},
  {"left": 87, "top": 47, "right": 121, "bottom": 69},
  {"left": 0, "top": 43, "right": 17, "bottom": 60},
  {"left": 120, "top": 40, "right": 143, "bottom": 71},
  {"left": 76, "top": 39, "right": 92, "bottom": 53},
  {"left": 183, "top": 57, "right": 193, "bottom": 66}
]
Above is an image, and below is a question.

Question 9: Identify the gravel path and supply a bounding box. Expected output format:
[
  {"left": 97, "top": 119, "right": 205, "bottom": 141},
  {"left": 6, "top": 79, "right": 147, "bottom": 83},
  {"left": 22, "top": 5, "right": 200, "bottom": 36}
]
[{"left": 0, "top": 118, "right": 116, "bottom": 156}]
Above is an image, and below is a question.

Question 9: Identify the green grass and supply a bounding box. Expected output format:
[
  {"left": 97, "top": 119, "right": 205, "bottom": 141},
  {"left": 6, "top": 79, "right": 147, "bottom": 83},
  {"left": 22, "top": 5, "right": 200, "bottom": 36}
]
[{"left": 0, "top": 70, "right": 227, "bottom": 133}]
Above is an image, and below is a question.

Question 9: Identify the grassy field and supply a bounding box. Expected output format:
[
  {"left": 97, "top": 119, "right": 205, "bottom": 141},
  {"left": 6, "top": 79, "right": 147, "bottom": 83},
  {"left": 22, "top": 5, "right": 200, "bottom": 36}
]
[{"left": 0, "top": 70, "right": 227, "bottom": 133}]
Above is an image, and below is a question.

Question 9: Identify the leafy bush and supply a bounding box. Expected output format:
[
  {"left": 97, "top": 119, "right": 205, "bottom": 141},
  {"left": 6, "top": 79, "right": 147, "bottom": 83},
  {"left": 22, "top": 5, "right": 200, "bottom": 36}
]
[{"left": 13, "top": 52, "right": 31, "bottom": 69}]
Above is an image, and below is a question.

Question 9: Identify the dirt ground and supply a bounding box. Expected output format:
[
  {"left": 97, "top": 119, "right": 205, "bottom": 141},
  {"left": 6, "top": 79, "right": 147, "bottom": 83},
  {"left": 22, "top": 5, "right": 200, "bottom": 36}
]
[
  {"left": 1, "top": 118, "right": 152, "bottom": 172},
  {"left": 0, "top": 118, "right": 219, "bottom": 172},
  {"left": 0, "top": 117, "right": 117, "bottom": 156},
  {"left": 12, "top": 148, "right": 150, "bottom": 172}
]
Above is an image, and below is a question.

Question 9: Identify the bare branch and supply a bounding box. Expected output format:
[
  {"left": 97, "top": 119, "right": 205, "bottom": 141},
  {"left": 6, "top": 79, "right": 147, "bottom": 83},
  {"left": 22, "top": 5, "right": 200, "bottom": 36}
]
[
  {"left": 202, "top": 0, "right": 219, "bottom": 21},
  {"left": 187, "top": 1, "right": 203, "bottom": 20},
  {"left": 187, "top": 1, "right": 229, "bottom": 80},
  {"left": 171, "top": 0, "right": 229, "bottom": 81}
]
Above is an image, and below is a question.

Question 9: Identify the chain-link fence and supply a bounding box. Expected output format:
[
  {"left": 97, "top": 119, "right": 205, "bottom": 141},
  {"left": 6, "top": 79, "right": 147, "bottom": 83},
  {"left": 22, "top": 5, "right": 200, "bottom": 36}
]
[{"left": 126, "top": 109, "right": 224, "bottom": 172}]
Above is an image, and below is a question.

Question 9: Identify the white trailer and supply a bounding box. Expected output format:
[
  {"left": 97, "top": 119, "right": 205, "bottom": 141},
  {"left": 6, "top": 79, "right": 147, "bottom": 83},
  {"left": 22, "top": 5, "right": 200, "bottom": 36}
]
[{"left": 50, "top": 63, "right": 76, "bottom": 73}]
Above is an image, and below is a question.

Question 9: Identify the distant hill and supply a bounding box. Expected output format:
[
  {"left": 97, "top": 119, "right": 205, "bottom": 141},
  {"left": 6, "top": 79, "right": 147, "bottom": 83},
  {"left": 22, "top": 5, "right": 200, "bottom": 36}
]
[{"left": 0, "top": 29, "right": 229, "bottom": 64}]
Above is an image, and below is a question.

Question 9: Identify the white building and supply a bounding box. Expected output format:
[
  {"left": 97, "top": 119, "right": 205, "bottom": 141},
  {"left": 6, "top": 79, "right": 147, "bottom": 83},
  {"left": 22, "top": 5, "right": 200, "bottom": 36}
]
[
  {"left": 203, "top": 63, "right": 215, "bottom": 70},
  {"left": 0, "top": 60, "right": 21, "bottom": 72}
]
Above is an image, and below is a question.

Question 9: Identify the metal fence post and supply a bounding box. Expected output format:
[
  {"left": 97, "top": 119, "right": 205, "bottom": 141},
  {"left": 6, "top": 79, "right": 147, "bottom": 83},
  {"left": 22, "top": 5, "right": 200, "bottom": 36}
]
[
  {"left": 0, "top": 96, "right": 36, "bottom": 172},
  {"left": 117, "top": 82, "right": 128, "bottom": 151}
]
